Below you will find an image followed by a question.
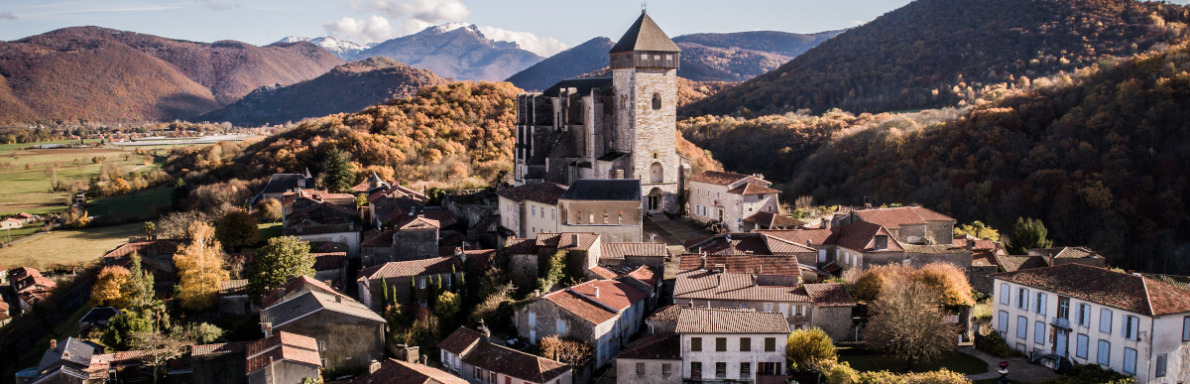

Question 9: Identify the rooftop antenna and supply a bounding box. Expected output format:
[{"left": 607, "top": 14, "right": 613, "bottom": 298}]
[{"left": 641, "top": 1, "right": 647, "bottom": 13}]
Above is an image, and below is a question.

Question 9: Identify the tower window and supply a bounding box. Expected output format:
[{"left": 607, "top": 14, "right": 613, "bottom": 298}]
[{"left": 652, "top": 93, "right": 662, "bottom": 110}]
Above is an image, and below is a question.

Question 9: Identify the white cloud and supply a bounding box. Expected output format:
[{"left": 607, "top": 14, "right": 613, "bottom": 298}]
[
  {"left": 345, "top": 0, "right": 468, "bottom": 23},
  {"left": 323, "top": 15, "right": 394, "bottom": 44},
  {"left": 0, "top": 12, "right": 15, "bottom": 20},
  {"left": 478, "top": 26, "right": 568, "bottom": 57}
]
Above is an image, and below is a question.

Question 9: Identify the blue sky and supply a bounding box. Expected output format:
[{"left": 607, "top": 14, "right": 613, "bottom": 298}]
[{"left": 0, "top": 0, "right": 917, "bottom": 56}]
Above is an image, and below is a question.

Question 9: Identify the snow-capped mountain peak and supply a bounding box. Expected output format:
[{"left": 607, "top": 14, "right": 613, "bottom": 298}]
[{"left": 274, "top": 36, "right": 374, "bottom": 58}]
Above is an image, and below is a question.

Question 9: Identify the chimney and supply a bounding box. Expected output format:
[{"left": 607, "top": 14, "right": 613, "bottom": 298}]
[
  {"left": 614, "top": 169, "right": 625, "bottom": 179},
  {"left": 49, "top": 339, "right": 57, "bottom": 351},
  {"left": 874, "top": 235, "right": 889, "bottom": 251},
  {"left": 700, "top": 252, "right": 707, "bottom": 270},
  {"left": 571, "top": 233, "right": 579, "bottom": 246},
  {"left": 336, "top": 295, "right": 343, "bottom": 303},
  {"left": 533, "top": 289, "right": 541, "bottom": 297},
  {"left": 593, "top": 286, "right": 600, "bottom": 298},
  {"left": 369, "top": 360, "right": 382, "bottom": 374}
]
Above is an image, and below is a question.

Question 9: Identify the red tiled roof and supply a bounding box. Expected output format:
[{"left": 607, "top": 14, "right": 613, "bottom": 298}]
[
  {"left": 728, "top": 183, "right": 781, "bottom": 196},
  {"left": 261, "top": 275, "right": 349, "bottom": 308},
  {"left": 674, "top": 270, "right": 809, "bottom": 303},
  {"left": 677, "top": 254, "right": 805, "bottom": 276},
  {"left": 600, "top": 242, "right": 667, "bottom": 260},
  {"left": 744, "top": 211, "right": 804, "bottom": 228},
  {"left": 589, "top": 266, "right": 619, "bottom": 280},
  {"left": 626, "top": 266, "right": 659, "bottom": 287},
  {"left": 953, "top": 236, "right": 996, "bottom": 251},
  {"left": 646, "top": 304, "right": 683, "bottom": 323},
  {"left": 854, "top": 206, "right": 954, "bottom": 230},
  {"left": 359, "top": 257, "right": 460, "bottom": 280},
  {"left": 245, "top": 332, "right": 321, "bottom": 373},
  {"left": 690, "top": 171, "right": 751, "bottom": 186},
  {"left": 992, "top": 264, "right": 1190, "bottom": 316},
  {"left": 802, "top": 283, "right": 856, "bottom": 307},
  {"left": 504, "top": 238, "right": 537, "bottom": 255},
  {"left": 536, "top": 232, "right": 600, "bottom": 251},
  {"left": 758, "top": 228, "right": 834, "bottom": 247},
  {"left": 192, "top": 342, "right": 247, "bottom": 357},
  {"left": 545, "top": 290, "right": 617, "bottom": 324},
  {"left": 831, "top": 221, "right": 904, "bottom": 252},
  {"left": 350, "top": 359, "right": 469, "bottom": 384},
  {"left": 675, "top": 307, "right": 789, "bottom": 334},
  {"left": 498, "top": 182, "right": 568, "bottom": 205},
  {"left": 566, "top": 279, "right": 647, "bottom": 312},
  {"left": 615, "top": 333, "right": 680, "bottom": 360},
  {"left": 437, "top": 327, "right": 485, "bottom": 357},
  {"left": 102, "top": 240, "right": 180, "bottom": 260}
]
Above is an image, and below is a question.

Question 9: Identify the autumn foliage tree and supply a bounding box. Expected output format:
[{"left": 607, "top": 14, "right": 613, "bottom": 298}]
[
  {"left": 92, "top": 266, "right": 132, "bottom": 307},
  {"left": 539, "top": 335, "right": 593, "bottom": 367},
  {"left": 173, "top": 222, "right": 230, "bottom": 311},
  {"left": 255, "top": 198, "right": 283, "bottom": 223},
  {"left": 863, "top": 273, "right": 960, "bottom": 371},
  {"left": 786, "top": 327, "right": 837, "bottom": 373},
  {"left": 215, "top": 210, "right": 259, "bottom": 252}
]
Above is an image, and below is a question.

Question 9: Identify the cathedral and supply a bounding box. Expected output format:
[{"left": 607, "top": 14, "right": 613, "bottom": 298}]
[{"left": 513, "top": 11, "right": 687, "bottom": 214}]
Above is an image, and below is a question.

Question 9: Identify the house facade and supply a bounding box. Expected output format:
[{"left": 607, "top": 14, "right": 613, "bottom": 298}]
[
  {"left": 514, "top": 279, "right": 648, "bottom": 368},
  {"left": 497, "top": 182, "right": 567, "bottom": 238},
  {"left": 245, "top": 332, "right": 322, "bottom": 384},
  {"left": 687, "top": 171, "right": 781, "bottom": 232},
  {"left": 676, "top": 308, "right": 789, "bottom": 382},
  {"left": 556, "top": 179, "right": 644, "bottom": 242},
  {"left": 259, "top": 277, "right": 386, "bottom": 374},
  {"left": 992, "top": 264, "right": 1190, "bottom": 382},
  {"left": 439, "top": 326, "right": 573, "bottom": 384}
]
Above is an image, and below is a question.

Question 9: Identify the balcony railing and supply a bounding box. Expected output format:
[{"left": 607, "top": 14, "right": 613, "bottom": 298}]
[{"left": 1051, "top": 316, "right": 1071, "bottom": 329}]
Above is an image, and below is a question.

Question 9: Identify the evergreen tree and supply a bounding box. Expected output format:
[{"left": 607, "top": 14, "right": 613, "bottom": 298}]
[
  {"left": 321, "top": 147, "right": 356, "bottom": 193},
  {"left": 1010, "top": 217, "right": 1053, "bottom": 254}
]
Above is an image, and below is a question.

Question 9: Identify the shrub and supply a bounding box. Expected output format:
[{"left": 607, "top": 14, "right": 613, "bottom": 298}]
[
  {"left": 975, "top": 330, "right": 1016, "bottom": 358},
  {"left": 787, "top": 327, "right": 837, "bottom": 373}
]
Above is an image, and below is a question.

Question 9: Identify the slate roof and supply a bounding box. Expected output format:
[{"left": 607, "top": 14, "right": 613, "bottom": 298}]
[
  {"left": 349, "top": 359, "right": 470, "bottom": 384},
  {"left": 259, "top": 174, "right": 309, "bottom": 195},
  {"left": 673, "top": 270, "right": 810, "bottom": 303},
  {"left": 79, "top": 307, "right": 120, "bottom": 325},
  {"left": 744, "top": 211, "right": 805, "bottom": 228},
  {"left": 615, "top": 333, "right": 681, "bottom": 360},
  {"left": 245, "top": 332, "right": 321, "bottom": 373},
  {"left": 689, "top": 171, "right": 751, "bottom": 186},
  {"left": 558, "top": 179, "right": 641, "bottom": 201},
  {"left": 610, "top": 11, "right": 680, "bottom": 53},
  {"left": 260, "top": 277, "right": 385, "bottom": 327},
  {"left": 854, "top": 206, "right": 955, "bottom": 230},
  {"left": 38, "top": 337, "right": 94, "bottom": 371},
  {"left": 462, "top": 342, "right": 571, "bottom": 384},
  {"left": 498, "top": 183, "right": 568, "bottom": 205},
  {"left": 675, "top": 308, "right": 790, "bottom": 334},
  {"left": 992, "top": 264, "right": 1190, "bottom": 316},
  {"left": 438, "top": 327, "right": 485, "bottom": 357}
]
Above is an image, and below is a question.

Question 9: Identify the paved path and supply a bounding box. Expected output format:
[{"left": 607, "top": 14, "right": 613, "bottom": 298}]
[{"left": 961, "top": 347, "right": 1060, "bottom": 383}]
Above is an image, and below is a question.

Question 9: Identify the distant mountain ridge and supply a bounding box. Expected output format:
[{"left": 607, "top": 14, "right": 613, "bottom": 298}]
[
  {"left": 506, "top": 30, "right": 843, "bottom": 91},
  {"left": 0, "top": 26, "right": 343, "bottom": 124},
  {"left": 348, "top": 24, "right": 543, "bottom": 81},
  {"left": 682, "top": 0, "right": 1190, "bottom": 116},
  {"left": 278, "top": 36, "right": 375, "bottom": 58},
  {"left": 198, "top": 57, "right": 447, "bottom": 126}
]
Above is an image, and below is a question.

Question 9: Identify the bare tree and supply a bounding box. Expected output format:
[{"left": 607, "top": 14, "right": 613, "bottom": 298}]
[
  {"left": 133, "top": 331, "right": 188, "bottom": 384},
  {"left": 863, "top": 273, "right": 959, "bottom": 371}
]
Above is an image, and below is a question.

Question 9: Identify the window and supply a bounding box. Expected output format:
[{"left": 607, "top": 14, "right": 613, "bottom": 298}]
[
  {"left": 1100, "top": 309, "right": 1113, "bottom": 334},
  {"left": 636, "top": 362, "right": 645, "bottom": 377},
  {"left": 998, "top": 311, "right": 1008, "bottom": 333},
  {"left": 317, "top": 340, "right": 326, "bottom": 351},
  {"left": 652, "top": 93, "right": 662, "bottom": 110},
  {"left": 1124, "top": 315, "right": 1139, "bottom": 340},
  {"left": 1076, "top": 334, "right": 1089, "bottom": 359},
  {"left": 1079, "top": 304, "right": 1091, "bottom": 327},
  {"left": 764, "top": 337, "right": 776, "bottom": 352},
  {"left": 759, "top": 362, "right": 779, "bottom": 375},
  {"left": 763, "top": 303, "right": 773, "bottom": 312},
  {"left": 691, "top": 337, "right": 702, "bottom": 352},
  {"left": 715, "top": 362, "right": 726, "bottom": 378},
  {"left": 690, "top": 362, "right": 703, "bottom": 378},
  {"left": 528, "top": 312, "right": 536, "bottom": 326},
  {"left": 1000, "top": 283, "right": 1010, "bottom": 305},
  {"left": 1156, "top": 354, "right": 1168, "bottom": 377},
  {"left": 419, "top": 278, "right": 426, "bottom": 289},
  {"left": 1017, "top": 316, "right": 1028, "bottom": 339},
  {"left": 740, "top": 362, "right": 752, "bottom": 378},
  {"left": 715, "top": 337, "right": 727, "bottom": 351},
  {"left": 488, "top": 371, "right": 496, "bottom": 384},
  {"left": 1123, "top": 347, "right": 1137, "bottom": 375},
  {"left": 740, "top": 338, "right": 751, "bottom": 352},
  {"left": 1018, "top": 288, "right": 1030, "bottom": 310},
  {"left": 474, "top": 367, "right": 482, "bottom": 379},
  {"left": 1034, "top": 321, "right": 1046, "bottom": 344},
  {"left": 1036, "top": 292, "right": 1047, "bottom": 315},
  {"left": 1184, "top": 316, "right": 1190, "bottom": 341},
  {"left": 662, "top": 363, "right": 672, "bottom": 378},
  {"left": 1097, "top": 340, "right": 1111, "bottom": 366},
  {"left": 556, "top": 319, "right": 566, "bottom": 334},
  {"left": 531, "top": 206, "right": 536, "bottom": 217}
]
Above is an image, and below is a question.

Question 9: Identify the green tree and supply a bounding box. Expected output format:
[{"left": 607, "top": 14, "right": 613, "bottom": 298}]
[
  {"left": 215, "top": 210, "right": 260, "bottom": 251},
  {"left": 786, "top": 327, "right": 837, "bottom": 373},
  {"left": 102, "top": 312, "right": 153, "bottom": 351},
  {"left": 245, "top": 236, "right": 315, "bottom": 303},
  {"left": 143, "top": 221, "right": 156, "bottom": 240},
  {"left": 321, "top": 147, "right": 356, "bottom": 193},
  {"left": 434, "top": 290, "right": 461, "bottom": 319},
  {"left": 1010, "top": 217, "right": 1053, "bottom": 254},
  {"left": 536, "top": 250, "right": 568, "bottom": 292},
  {"left": 953, "top": 220, "right": 999, "bottom": 241},
  {"left": 121, "top": 253, "right": 156, "bottom": 309}
]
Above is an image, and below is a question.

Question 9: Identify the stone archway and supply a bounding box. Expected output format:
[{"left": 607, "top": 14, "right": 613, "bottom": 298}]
[{"left": 647, "top": 187, "right": 664, "bottom": 212}]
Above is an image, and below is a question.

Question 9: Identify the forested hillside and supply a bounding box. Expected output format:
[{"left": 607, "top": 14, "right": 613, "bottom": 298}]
[
  {"left": 198, "top": 57, "right": 447, "bottom": 126},
  {"left": 682, "top": 0, "right": 1190, "bottom": 116},
  {"left": 790, "top": 42, "right": 1190, "bottom": 273}
]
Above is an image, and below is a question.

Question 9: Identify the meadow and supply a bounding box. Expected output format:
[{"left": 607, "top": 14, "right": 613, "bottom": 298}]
[
  {"left": 0, "top": 142, "right": 169, "bottom": 217},
  {"left": 0, "top": 222, "right": 144, "bottom": 269}
]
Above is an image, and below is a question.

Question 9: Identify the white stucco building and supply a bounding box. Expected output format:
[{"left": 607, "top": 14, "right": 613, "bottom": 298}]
[
  {"left": 675, "top": 308, "right": 789, "bottom": 382},
  {"left": 497, "top": 182, "right": 567, "bottom": 238},
  {"left": 687, "top": 171, "right": 781, "bottom": 232},
  {"left": 992, "top": 264, "right": 1190, "bottom": 383}
]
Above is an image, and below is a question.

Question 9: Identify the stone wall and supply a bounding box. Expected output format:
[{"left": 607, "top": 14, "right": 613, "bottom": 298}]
[
  {"left": 926, "top": 221, "right": 955, "bottom": 245},
  {"left": 811, "top": 306, "right": 856, "bottom": 342},
  {"left": 247, "top": 361, "right": 318, "bottom": 384},
  {"left": 273, "top": 311, "right": 385, "bottom": 374},
  {"left": 394, "top": 227, "right": 438, "bottom": 261},
  {"left": 615, "top": 358, "right": 682, "bottom": 384},
  {"left": 968, "top": 265, "right": 999, "bottom": 295}
]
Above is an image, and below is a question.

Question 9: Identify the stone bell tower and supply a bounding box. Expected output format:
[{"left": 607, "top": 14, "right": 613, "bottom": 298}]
[{"left": 610, "top": 10, "right": 681, "bottom": 214}]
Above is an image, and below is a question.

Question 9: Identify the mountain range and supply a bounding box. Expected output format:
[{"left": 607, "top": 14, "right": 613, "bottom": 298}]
[
  {"left": 344, "top": 24, "right": 543, "bottom": 82},
  {"left": 277, "top": 36, "right": 375, "bottom": 58},
  {"left": 682, "top": 0, "right": 1190, "bottom": 116},
  {"left": 198, "top": 57, "right": 447, "bottom": 126},
  {"left": 0, "top": 26, "right": 342, "bottom": 124}
]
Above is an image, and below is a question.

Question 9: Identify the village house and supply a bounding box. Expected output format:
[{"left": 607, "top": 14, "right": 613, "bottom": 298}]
[
  {"left": 1, "top": 217, "right": 22, "bottom": 230},
  {"left": 438, "top": 326, "right": 574, "bottom": 384},
  {"left": 992, "top": 264, "right": 1190, "bottom": 382},
  {"left": 281, "top": 198, "right": 362, "bottom": 258},
  {"left": 675, "top": 308, "right": 790, "bottom": 382},
  {"left": 245, "top": 332, "right": 322, "bottom": 384},
  {"left": 15, "top": 338, "right": 99, "bottom": 384},
  {"left": 497, "top": 182, "right": 568, "bottom": 238},
  {"left": 504, "top": 232, "right": 667, "bottom": 292},
  {"left": 9, "top": 267, "right": 56, "bottom": 313},
  {"left": 190, "top": 341, "right": 250, "bottom": 384},
  {"left": 359, "top": 215, "right": 442, "bottom": 266},
  {"left": 614, "top": 332, "right": 682, "bottom": 384},
  {"left": 556, "top": 179, "right": 644, "bottom": 242},
  {"left": 101, "top": 238, "right": 181, "bottom": 291},
  {"left": 251, "top": 172, "right": 315, "bottom": 206},
  {"left": 514, "top": 11, "right": 687, "bottom": 215},
  {"left": 839, "top": 205, "right": 957, "bottom": 245},
  {"left": 259, "top": 276, "right": 386, "bottom": 373},
  {"left": 684, "top": 232, "right": 818, "bottom": 266},
  {"left": 672, "top": 255, "right": 856, "bottom": 340},
  {"left": 219, "top": 279, "right": 256, "bottom": 317},
  {"left": 349, "top": 358, "right": 469, "bottom": 384},
  {"left": 687, "top": 171, "right": 782, "bottom": 233},
  {"left": 357, "top": 249, "right": 493, "bottom": 310},
  {"left": 514, "top": 279, "right": 648, "bottom": 368},
  {"left": 759, "top": 220, "right": 974, "bottom": 275}
]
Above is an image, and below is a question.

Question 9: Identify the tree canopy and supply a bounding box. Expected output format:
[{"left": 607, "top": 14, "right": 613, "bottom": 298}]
[{"left": 245, "top": 236, "right": 314, "bottom": 302}]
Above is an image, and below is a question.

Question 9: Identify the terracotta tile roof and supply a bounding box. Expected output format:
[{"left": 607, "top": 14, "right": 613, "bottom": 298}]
[
  {"left": 953, "top": 236, "right": 996, "bottom": 251},
  {"left": 438, "top": 327, "right": 485, "bottom": 357},
  {"left": 359, "top": 257, "right": 460, "bottom": 280},
  {"left": 504, "top": 238, "right": 537, "bottom": 254},
  {"left": 245, "top": 332, "right": 321, "bottom": 373},
  {"left": 615, "top": 333, "right": 681, "bottom": 360},
  {"left": 992, "top": 264, "right": 1190, "bottom": 316},
  {"left": 498, "top": 182, "right": 568, "bottom": 205},
  {"left": 763, "top": 236, "right": 818, "bottom": 254},
  {"left": 832, "top": 221, "right": 904, "bottom": 252},
  {"left": 900, "top": 244, "right": 973, "bottom": 255},
  {"left": 803, "top": 283, "right": 856, "bottom": 307},
  {"left": 350, "top": 359, "right": 469, "bottom": 384},
  {"left": 677, "top": 254, "right": 805, "bottom": 276},
  {"left": 626, "top": 266, "right": 659, "bottom": 287},
  {"left": 361, "top": 228, "right": 400, "bottom": 247},
  {"left": 675, "top": 308, "right": 790, "bottom": 334},
  {"left": 261, "top": 275, "right": 349, "bottom": 308},
  {"left": 219, "top": 279, "right": 248, "bottom": 295},
  {"left": 972, "top": 251, "right": 997, "bottom": 267},
  {"left": 758, "top": 228, "right": 835, "bottom": 247},
  {"left": 728, "top": 183, "right": 781, "bottom": 195},
  {"left": 566, "top": 279, "right": 647, "bottom": 312},
  {"left": 1030, "top": 246, "right": 1102, "bottom": 259},
  {"left": 102, "top": 240, "right": 180, "bottom": 260},
  {"left": 744, "top": 211, "right": 804, "bottom": 228},
  {"left": 853, "top": 206, "right": 955, "bottom": 230},
  {"left": 690, "top": 171, "right": 751, "bottom": 186},
  {"left": 589, "top": 266, "right": 619, "bottom": 280},
  {"left": 462, "top": 342, "right": 571, "bottom": 383},
  {"left": 536, "top": 232, "right": 600, "bottom": 251},
  {"left": 312, "top": 252, "right": 347, "bottom": 271},
  {"left": 995, "top": 254, "right": 1049, "bottom": 272},
  {"left": 191, "top": 342, "right": 247, "bottom": 357},
  {"left": 646, "top": 304, "right": 683, "bottom": 323},
  {"left": 674, "top": 270, "right": 809, "bottom": 303},
  {"left": 599, "top": 242, "right": 667, "bottom": 260},
  {"left": 545, "top": 290, "right": 617, "bottom": 324}
]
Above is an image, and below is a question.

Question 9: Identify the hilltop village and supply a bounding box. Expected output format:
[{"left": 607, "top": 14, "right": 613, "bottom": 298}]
[{"left": 2, "top": 10, "right": 1188, "bottom": 384}]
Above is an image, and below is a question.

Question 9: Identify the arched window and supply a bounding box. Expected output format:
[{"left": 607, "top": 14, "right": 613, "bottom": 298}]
[{"left": 652, "top": 93, "right": 662, "bottom": 110}]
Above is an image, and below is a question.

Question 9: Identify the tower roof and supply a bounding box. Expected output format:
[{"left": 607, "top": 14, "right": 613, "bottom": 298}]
[{"left": 610, "top": 11, "right": 680, "bottom": 54}]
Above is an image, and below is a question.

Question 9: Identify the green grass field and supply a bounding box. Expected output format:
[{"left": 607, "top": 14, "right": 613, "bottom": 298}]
[
  {"left": 86, "top": 184, "right": 174, "bottom": 223},
  {"left": 0, "top": 222, "right": 143, "bottom": 269},
  {"left": 838, "top": 347, "right": 989, "bottom": 375},
  {"left": 0, "top": 144, "right": 172, "bottom": 217}
]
